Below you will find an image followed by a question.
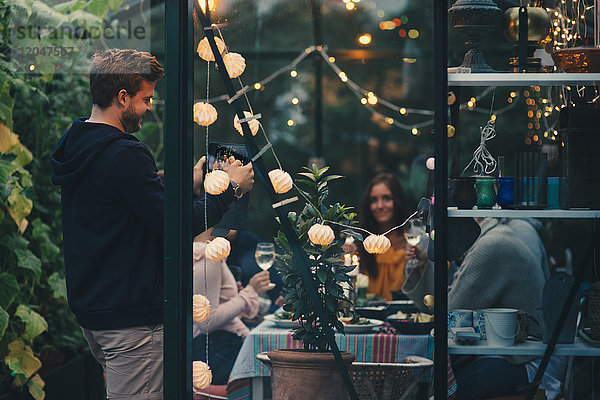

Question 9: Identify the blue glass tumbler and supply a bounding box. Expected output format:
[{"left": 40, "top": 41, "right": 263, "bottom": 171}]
[
  {"left": 475, "top": 176, "right": 496, "bottom": 209},
  {"left": 497, "top": 177, "right": 515, "bottom": 208}
]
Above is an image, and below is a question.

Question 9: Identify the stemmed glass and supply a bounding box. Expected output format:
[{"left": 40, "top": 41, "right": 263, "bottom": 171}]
[
  {"left": 404, "top": 218, "right": 426, "bottom": 277},
  {"left": 255, "top": 242, "right": 275, "bottom": 271}
]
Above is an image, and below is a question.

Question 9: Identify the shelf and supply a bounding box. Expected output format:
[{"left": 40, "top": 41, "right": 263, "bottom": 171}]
[
  {"left": 447, "top": 208, "right": 600, "bottom": 219},
  {"left": 449, "top": 338, "right": 600, "bottom": 356},
  {"left": 448, "top": 72, "right": 600, "bottom": 86}
]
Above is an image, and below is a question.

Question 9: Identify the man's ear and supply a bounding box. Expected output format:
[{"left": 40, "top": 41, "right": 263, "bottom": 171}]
[{"left": 116, "top": 89, "right": 129, "bottom": 108}]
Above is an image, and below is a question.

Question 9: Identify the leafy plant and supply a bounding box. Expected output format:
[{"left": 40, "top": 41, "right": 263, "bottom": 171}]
[
  {"left": 0, "top": 1, "right": 140, "bottom": 398},
  {"left": 274, "top": 165, "right": 361, "bottom": 351}
]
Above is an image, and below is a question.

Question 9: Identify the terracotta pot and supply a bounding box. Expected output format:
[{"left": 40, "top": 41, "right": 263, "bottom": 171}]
[{"left": 268, "top": 349, "right": 355, "bottom": 400}]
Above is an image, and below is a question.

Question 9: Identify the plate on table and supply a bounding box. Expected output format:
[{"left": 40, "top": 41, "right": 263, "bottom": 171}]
[
  {"left": 264, "top": 314, "right": 301, "bottom": 329},
  {"left": 340, "top": 318, "right": 384, "bottom": 334}
]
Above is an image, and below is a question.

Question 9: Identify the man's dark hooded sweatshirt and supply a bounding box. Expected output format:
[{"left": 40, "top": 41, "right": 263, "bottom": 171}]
[{"left": 51, "top": 118, "right": 234, "bottom": 330}]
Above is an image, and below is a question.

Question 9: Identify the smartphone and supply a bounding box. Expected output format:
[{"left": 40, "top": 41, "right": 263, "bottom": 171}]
[
  {"left": 207, "top": 142, "right": 249, "bottom": 173},
  {"left": 204, "top": 142, "right": 249, "bottom": 232}
]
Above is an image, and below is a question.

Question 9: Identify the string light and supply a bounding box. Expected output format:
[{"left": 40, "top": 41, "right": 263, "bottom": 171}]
[{"left": 193, "top": 45, "right": 560, "bottom": 136}]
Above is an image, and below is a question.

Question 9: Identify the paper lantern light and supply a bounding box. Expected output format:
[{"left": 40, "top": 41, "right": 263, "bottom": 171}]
[
  {"left": 308, "top": 223, "right": 335, "bottom": 246},
  {"left": 448, "top": 91, "right": 456, "bottom": 106},
  {"left": 426, "top": 157, "right": 435, "bottom": 171},
  {"left": 233, "top": 111, "right": 260, "bottom": 136},
  {"left": 197, "top": 36, "right": 226, "bottom": 62},
  {"left": 192, "top": 294, "right": 210, "bottom": 323},
  {"left": 193, "top": 102, "right": 218, "bottom": 127},
  {"left": 205, "top": 237, "right": 231, "bottom": 262},
  {"left": 223, "top": 52, "right": 246, "bottom": 78},
  {"left": 268, "top": 169, "right": 293, "bottom": 194},
  {"left": 204, "top": 170, "right": 230, "bottom": 195},
  {"left": 192, "top": 361, "right": 213, "bottom": 390},
  {"left": 363, "top": 234, "right": 391, "bottom": 254},
  {"left": 447, "top": 124, "right": 456, "bottom": 137}
]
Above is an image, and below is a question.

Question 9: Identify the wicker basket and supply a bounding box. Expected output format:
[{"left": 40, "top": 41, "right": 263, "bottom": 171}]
[
  {"left": 347, "top": 356, "right": 433, "bottom": 400},
  {"left": 589, "top": 281, "right": 600, "bottom": 340}
]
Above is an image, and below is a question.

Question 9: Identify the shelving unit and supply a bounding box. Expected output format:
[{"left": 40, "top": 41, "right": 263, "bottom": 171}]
[
  {"left": 448, "top": 208, "right": 600, "bottom": 219},
  {"left": 449, "top": 338, "right": 600, "bottom": 356},
  {"left": 448, "top": 72, "right": 600, "bottom": 86},
  {"left": 432, "top": 7, "right": 600, "bottom": 400}
]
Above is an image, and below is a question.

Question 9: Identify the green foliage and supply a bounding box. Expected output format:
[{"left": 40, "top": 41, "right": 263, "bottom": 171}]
[
  {"left": 0, "top": 1, "right": 137, "bottom": 397},
  {"left": 275, "top": 164, "right": 357, "bottom": 351}
]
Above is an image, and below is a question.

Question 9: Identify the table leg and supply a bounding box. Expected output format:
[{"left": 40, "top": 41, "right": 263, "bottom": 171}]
[{"left": 251, "top": 376, "right": 264, "bottom": 400}]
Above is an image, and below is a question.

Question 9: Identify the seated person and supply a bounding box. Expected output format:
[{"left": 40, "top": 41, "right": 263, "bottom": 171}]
[
  {"left": 403, "top": 217, "right": 546, "bottom": 400},
  {"left": 192, "top": 232, "right": 273, "bottom": 385},
  {"left": 352, "top": 173, "right": 413, "bottom": 300},
  {"left": 225, "top": 229, "right": 284, "bottom": 311}
]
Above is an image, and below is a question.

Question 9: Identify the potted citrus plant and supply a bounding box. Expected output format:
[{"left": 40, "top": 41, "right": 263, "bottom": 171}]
[{"left": 268, "top": 164, "right": 362, "bottom": 400}]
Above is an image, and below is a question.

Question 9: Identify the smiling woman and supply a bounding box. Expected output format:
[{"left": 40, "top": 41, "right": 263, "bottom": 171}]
[{"left": 356, "top": 173, "right": 411, "bottom": 300}]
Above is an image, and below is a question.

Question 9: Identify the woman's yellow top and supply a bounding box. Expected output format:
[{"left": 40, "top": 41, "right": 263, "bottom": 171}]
[{"left": 367, "top": 246, "right": 406, "bottom": 301}]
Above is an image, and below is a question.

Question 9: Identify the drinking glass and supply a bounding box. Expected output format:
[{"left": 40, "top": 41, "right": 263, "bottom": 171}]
[
  {"left": 404, "top": 219, "right": 426, "bottom": 277},
  {"left": 255, "top": 242, "right": 275, "bottom": 271}
]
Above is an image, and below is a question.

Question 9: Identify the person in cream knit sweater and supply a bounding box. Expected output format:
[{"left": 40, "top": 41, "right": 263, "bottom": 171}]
[{"left": 403, "top": 217, "right": 546, "bottom": 399}]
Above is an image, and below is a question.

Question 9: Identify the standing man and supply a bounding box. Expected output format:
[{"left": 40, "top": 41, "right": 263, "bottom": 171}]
[{"left": 51, "top": 49, "right": 254, "bottom": 399}]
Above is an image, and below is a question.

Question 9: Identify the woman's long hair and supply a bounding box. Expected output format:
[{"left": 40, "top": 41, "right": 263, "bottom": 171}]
[{"left": 357, "top": 173, "right": 410, "bottom": 278}]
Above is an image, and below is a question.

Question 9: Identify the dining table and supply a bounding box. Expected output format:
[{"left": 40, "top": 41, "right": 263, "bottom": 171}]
[{"left": 226, "top": 317, "right": 434, "bottom": 400}]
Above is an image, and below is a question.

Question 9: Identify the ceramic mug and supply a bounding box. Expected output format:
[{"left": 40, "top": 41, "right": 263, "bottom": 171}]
[{"left": 448, "top": 309, "right": 473, "bottom": 339}]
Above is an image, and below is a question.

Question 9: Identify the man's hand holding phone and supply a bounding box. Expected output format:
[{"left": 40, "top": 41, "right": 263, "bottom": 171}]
[{"left": 228, "top": 160, "right": 254, "bottom": 196}]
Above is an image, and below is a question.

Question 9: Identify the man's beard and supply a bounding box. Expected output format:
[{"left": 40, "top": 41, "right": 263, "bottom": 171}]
[{"left": 121, "top": 105, "right": 143, "bottom": 133}]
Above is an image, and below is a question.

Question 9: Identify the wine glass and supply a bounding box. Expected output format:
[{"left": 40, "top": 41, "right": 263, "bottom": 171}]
[
  {"left": 255, "top": 242, "right": 275, "bottom": 271},
  {"left": 404, "top": 218, "right": 426, "bottom": 276}
]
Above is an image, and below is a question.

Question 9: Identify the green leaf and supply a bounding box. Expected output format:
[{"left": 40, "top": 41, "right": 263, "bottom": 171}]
[
  {"left": 32, "top": 219, "right": 60, "bottom": 261},
  {"left": 54, "top": 0, "right": 87, "bottom": 13},
  {"left": 297, "top": 172, "right": 316, "bottom": 181},
  {"left": 0, "top": 306, "right": 8, "bottom": 340},
  {"left": 277, "top": 230, "right": 289, "bottom": 249},
  {"left": 317, "top": 268, "right": 327, "bottom": 283},
  {"left": 107, "top": 0, "right": 123, "bottom": 12},
  {"left": 3, "top": 233, "right": 29, "bottom": 250},
  {"left": 8, "top": 187, "right": 33, "bottom": 230},
  {"left": 15, "top": 305, "right": 48, "bottom": 341},
  {"left": 85, "top": 0, "right": 109, "bottom": 17},
  {"left": 15, "top": 249, "right": 41, "bottom": 281},
  {"left": 5, "top": 340, "right": 42, "bottom": 378},
  {"left": 27, "top": 374, "right": 45, "bottom": 400},
  {"left": 0, "top": 81, "right": 13, "bottom": 129},
  {"left": 0, "top": 273, "right": 19, "bottom": 308},
  {"left": 48, "top": 272, "right": 67, "bottom": 300}
]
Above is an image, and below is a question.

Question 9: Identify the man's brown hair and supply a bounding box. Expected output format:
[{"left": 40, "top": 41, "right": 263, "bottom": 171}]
[{"left": 90, "top": 49, "right": 164, "bottom": 109}]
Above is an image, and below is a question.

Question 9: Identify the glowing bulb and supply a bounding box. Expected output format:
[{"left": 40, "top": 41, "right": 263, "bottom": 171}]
[
  {"left": 346, "top": 1, "right": 355, "bottom": 10},
  {"left": 358, "top": 34, "right": 372, "bottom": 45},
  {"left": 287, "top": 119, "right": 295, "bottom": 126},
  {"left": 328, "top": 56, "right": 335, "bottom": 63},
  {"left": 385, "top": 117, "right": 394, "bottom": 124},
  {"left": 291, "top": 97, "right": 299, "bottom": 105},
  {"left": 290, "top": 70, "right": 297, "bottom": 77},
  {"left": 339, "top": 72, "right": 348, "bottom": 82},
  {"left": 367, "top": 96, "right": 378, "bottom": 105},
  {"left": 399, "top": 107, "right": 407, "bottom": 115},
  {"left": 490, "top": 114, "right": 496, "bottom": 122},
  {"left": 412, "top": 127, "right": 419, "bottom": 135},
  {"left": 29, "top": 65, "right": 35, "bottom": 71},
  {"left": 361, "top": 98, "right": 368, "bottom": 104},
  {"left": 408, "top": 29, "right": 419, "bottom": 39},
  {"left": 197, "top": 0, "right": 215, "bottom": 12},
  {"left": 254, "top": 83, "right": 261, "bottom": 90},
  {"left": 510, "top": 92, "right": 517, "bottom": 98}
]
